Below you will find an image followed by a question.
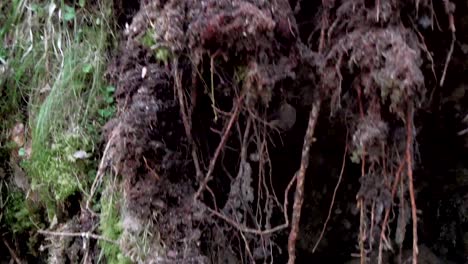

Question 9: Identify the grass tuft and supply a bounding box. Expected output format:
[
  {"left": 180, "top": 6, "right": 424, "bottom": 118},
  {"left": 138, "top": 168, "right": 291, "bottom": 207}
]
[
  {"left": 0, "top": 0, "right": 117, "bottom": 213},
  {"left": 0, "top": 0, "right": 117, "bottom": 255},
  {"left": 99, "top": 178, "right": 132, "bottom": 264}
]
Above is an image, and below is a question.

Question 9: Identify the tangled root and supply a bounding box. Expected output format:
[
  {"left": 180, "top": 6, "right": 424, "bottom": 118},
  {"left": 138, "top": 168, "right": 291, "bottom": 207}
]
[{"left": 101, "top": 0, "right": 456, "bottom": 262}]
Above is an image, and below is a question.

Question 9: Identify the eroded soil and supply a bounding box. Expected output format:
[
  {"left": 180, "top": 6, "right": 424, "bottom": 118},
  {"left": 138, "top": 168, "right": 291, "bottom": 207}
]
[{"left": 9, "top": 0, "right": 465, "bottom": 263}]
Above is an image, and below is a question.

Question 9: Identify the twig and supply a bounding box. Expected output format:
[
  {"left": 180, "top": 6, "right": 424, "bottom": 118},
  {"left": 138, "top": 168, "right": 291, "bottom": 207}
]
[
  {"left": 206, "top": 185, "right": 219, "bottom": 211},
  {"left": 143, "top": 156, "right": 160, "bottom": 180},
  {"left": 376, "top": 0, "right": 380, "bottom": 22},
  {"left": 312, "top": 141, "right": 348, "bottom": 252},
  {"left": 210, "top": 54, "right": 218, "bottom": 121},
  {"left": 440, "top": 0, "right": 456, "bottom": 87},
  {"left": 86, "top": 128, "right": 118, "bottom": 213},
  {"left": 193, "top": 95, "right": 244, "bottom": 201},
  {"left": 359, "top": 198, "right": 366, "bottom": 264},
  {"left": 409, "top": 17, "right": 437, "bottom": 84},
  {"left": 409, "top": 17, "right": 438, "bottom": 103},
  {"left": 318, "top": 0, "right": 333, "bottom": 53},
  {"left": 207, "top": 205, "right": 287, "bottom": 236},
  {"left": 369, "top": 200, "right": 376, "bottom": 251},
  {"left": 287, "top": 99, "right": 321, "bottom": 264},
  {"left": 208, "top": 169, "right": 297, "bottom": 236},
  {"left": 430, "top": 0, "right": 442, "bottom": 31},
  {"left": 443, "top": 0, "right": 456, "bottom": 33},
  {"left": 457, "top": 127, "right": 468, "bottom": 136},
  {"left": 440, "top": 32, "right": 455, "bottom": 87},
  {"left": 378, "top": 160, "right": 406, "bottom": 264},
  {"left": 37, "top": 230, "right": 118, "bottom": 245},
  {"left": 2, "top": 238, "right": 22, "bottom": 264},
  {"left": 234, "top": 213, "right": 255, "bottom": 263},
  {"left": 359, "top": 146, "right": 368, "bottom": 264},
  {"left": 174, "top": 63, "right": 203, "bottom": 180},
  {"left": 319, "top": 12, "right": 328, "bottom": 53},
  {"left": 398, "top": 178, "right": 406, "bottom": 264},
  {"left": 416, "top": 0, "right": 420, "bottom": 16},
  {"left": 405, "top": 105, "right": 418, "bottom": 264}
]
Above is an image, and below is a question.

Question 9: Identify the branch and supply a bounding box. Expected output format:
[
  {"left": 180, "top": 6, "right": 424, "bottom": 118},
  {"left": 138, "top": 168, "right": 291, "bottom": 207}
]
[{"left": 38, "top": 230, "right": 118, "bottom": 245}]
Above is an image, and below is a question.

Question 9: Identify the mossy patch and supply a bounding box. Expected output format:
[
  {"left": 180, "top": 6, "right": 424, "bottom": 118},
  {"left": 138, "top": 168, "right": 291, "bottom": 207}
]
[{"left": 0, "top": 0, "right": 118, "bottom": 260}]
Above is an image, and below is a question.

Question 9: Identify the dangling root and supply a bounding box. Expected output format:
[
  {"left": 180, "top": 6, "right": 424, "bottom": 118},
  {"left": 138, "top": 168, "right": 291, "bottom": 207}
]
[
  {"left": 378, "top": 161, "right": 406, "bottom": 264},
  {"left": 194, "top": 95, "right": 244, "bottom": 201},
  {"left": 406, "top": 104, "right": 418, "bottom": 264},
  {"left": 287, "top": 98, "right": 321, "bottom": 264},
  {"left": 312, "top": 137, "right": 348, "bottom": 253}
]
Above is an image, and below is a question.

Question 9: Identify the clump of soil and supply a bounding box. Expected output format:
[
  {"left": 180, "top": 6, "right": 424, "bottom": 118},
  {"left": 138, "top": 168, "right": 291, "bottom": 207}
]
[
  {"left": 102, "top": 0, "right": 467, "bottom": 262},
  {"left": 105, "top": 0, "right": 306, "bottom": 261}
]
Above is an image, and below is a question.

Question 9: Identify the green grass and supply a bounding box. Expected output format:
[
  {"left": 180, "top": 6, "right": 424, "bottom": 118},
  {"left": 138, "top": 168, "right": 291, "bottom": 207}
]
[
  {"left": 1, "top": 0, "right": 117, "bottom": 253},
  {"left": 0, "top": 0, "right": 116, "bottom": 213},
  {"left": 99, "top": 179, "right": 131, "bottom": 264},
  {"left": 0, "top": 0, "right": 130, "bottom": 261},
  {"left": 0, "top": 0, "right": 29, "bottom": 158}
]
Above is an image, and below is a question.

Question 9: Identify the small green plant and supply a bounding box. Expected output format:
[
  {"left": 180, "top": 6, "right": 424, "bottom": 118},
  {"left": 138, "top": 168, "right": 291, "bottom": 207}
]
[
  {"left": 0, "top": 0, "right": 117, "bottom": 218},
  {"left": 98, "top": 85, "right": 116, "bottom": 121},
  {"left": 140, "top": 28, "right": 157, "bottom": 48},
  {"left": 2, "top": 188, "right": 42, "bottom": 234},
  {"left": 12, "top": 1, "right": 118, "bottom": 217},
  {"left": 0, "top": 0, "right": 121, "bottom": 260},
  {"left": 99, "top": 183, "right": 131, "bottom": 264},
  {"left": 139, "top": 27, "right": 171, "bottom": 64},
  {"left": 62, "top": 4, "right": 76, "bottom": 21}
]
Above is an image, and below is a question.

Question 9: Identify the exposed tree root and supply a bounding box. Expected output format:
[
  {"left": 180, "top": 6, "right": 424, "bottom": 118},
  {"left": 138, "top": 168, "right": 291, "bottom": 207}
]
[
  {"left": 440, "top": 32, "right": 455, "bottom": 87},
  {"left": 405, "top": 105, "right": 418, "bottom": 264},
  {"left": 287, "top": 98, "right": 321, "bottom": 264},
  {"left": 193, "top": 95, "right": 244, "bottom": 201},
  {"left": 312, "top": 138, "right": 348, "bottom": 253},
  {"left": 378, "top": 160, "right": 406, "bottom": 263},
  {"left": 93, "top": 0, "right": 462, "bottom": 262}
]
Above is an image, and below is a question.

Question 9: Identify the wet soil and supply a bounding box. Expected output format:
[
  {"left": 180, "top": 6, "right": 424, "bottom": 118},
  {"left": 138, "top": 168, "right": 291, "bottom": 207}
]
[{"left": 103, "top": 0, "right": 468, "bottom": 263}]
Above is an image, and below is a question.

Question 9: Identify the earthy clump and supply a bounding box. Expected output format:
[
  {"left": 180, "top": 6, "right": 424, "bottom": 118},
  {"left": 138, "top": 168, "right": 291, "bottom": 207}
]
[
  {"left": 3, "top": 0, "right": 465, "bottom": 263},
  {"left": 99, "top": 0, "right": 468, "bottom": 263}
]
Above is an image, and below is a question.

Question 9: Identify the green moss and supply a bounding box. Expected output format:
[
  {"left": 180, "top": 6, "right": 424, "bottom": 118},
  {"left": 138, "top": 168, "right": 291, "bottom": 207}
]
[
  {"left": 3, "top": 0, "right": 118, "bottom": 216},
  {"left": 1, "top": 0, "right": 118, "bottom": 242},
  {"left": 0, "top": 0, "right": 123, "bottom": 260},
  {"left": 26, "top": 130, "right": 94, "bottom": 202}
]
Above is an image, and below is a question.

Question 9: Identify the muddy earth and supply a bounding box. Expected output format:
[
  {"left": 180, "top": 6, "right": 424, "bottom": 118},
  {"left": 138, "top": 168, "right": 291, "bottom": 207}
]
[
  {"left": 101, "top": 0, "right": 468, "bottom": 263},
  {"left": 4, "top": 0, "right": 468, "bottom": 263}
]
